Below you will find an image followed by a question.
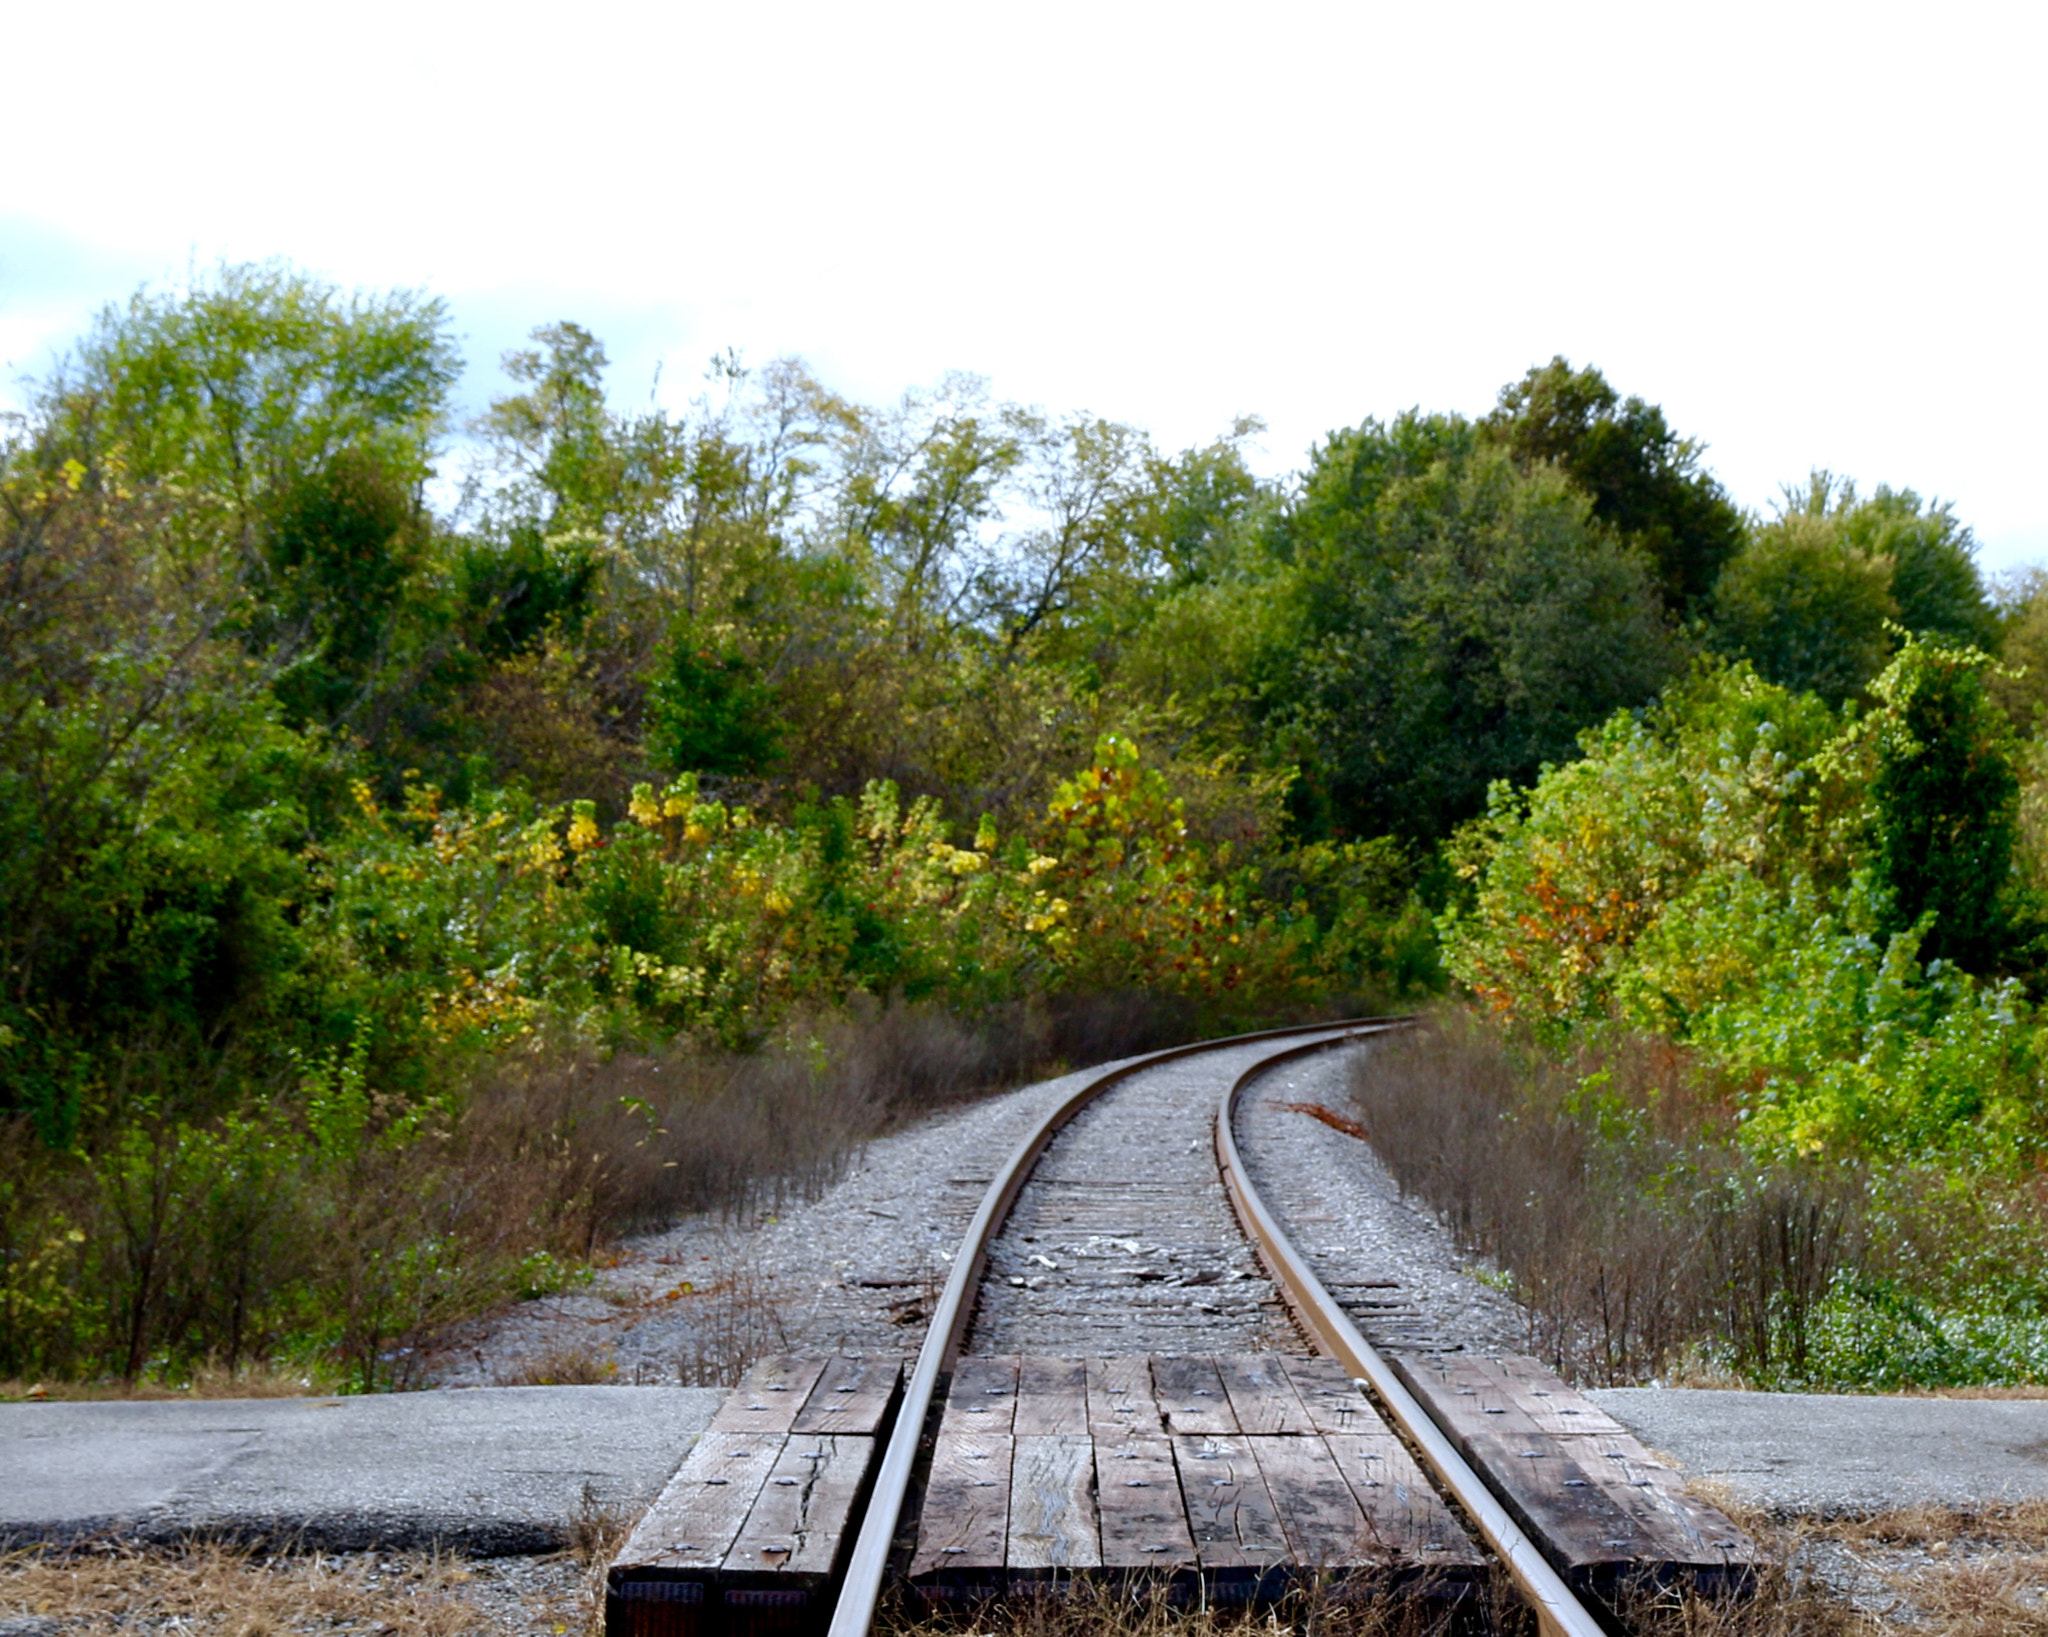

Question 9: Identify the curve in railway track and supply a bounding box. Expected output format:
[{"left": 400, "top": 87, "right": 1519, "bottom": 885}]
[{"left": 608, "top": 1018, "right": 1755, "bottom": 1637}]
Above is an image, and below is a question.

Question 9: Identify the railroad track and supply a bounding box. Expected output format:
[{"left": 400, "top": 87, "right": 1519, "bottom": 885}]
[{"left": 607, "top": 1020, "right": 1755, "bottom": 1637}]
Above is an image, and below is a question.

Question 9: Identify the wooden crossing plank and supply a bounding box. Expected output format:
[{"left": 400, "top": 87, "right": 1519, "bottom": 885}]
[
  {"left": 1009, "top": 1434, "right": 1100, "bottom": 1572},
  {"left": 614, "top": 1431, "right": 785, "bottom": 1572},
  {"left": 944, "top": 1356, "right": 1020, "bottom": 1435},
  {"left": 1391, "top": 1353, "right": 1756, "bottom": 1593},
  {"left": 1323, "top": 1433, "right": 1485, "bottom": 1574},
  {"left": 908, "top": 1430, "right": 1013, "bottom": 1590},
  {"left": 1151, "top": 1356, "right": 1239, "bottom": 1436},
  {"left": 705, "top": 1355, "right": 831, "bottom": 1437},
  {"left": 791, "top": 1354, "right": 901, "bottom": 1436},
  {"left": 1171, "top": 1433, "right": 1291, "bottom": 1575},
  {"left": 721, "top": 1433, "right": 874, "bottom": 1585},
  {"left": 606, "top": 1431, "right": 787, "bottom": 1636},
  {"left": 1085, "top": 1355, "right": 1163, "bottom": 1441},
  {"left": 1095, "top": 1435, "right": 1197, "bottom": 1573},
  {"left": 1014, "top": 1357, "right": 1090, "bottom": 1435},
  {"left": 1215, "top": 1355, "right": 1319, "bottom": 1436},
  {"left": 1245, "top": 1432, "right": 1380, "bottom": 1570},
  {"left": 1275, "top": 1356, "right": 1381, "bottom": 1436}
]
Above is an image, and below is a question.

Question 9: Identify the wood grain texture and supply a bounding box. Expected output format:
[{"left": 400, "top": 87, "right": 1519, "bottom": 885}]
[
  {"left": 721, "top": 1434, "right": 875, "bottom": 1585},
  {"left": 944, "top": 1356, "right": 1020, "bottom": 1436},
  {"left": 1086, "top": 1355, "right": 1163, "bottom": 1441},
  {"left": 612, "top": 1431, "right": 787, "bottom": 1573},
  {"left": 1095, "top": 1435, "right": 1197, "bottom": 1571},
  {"left": 1151, "top": 1356, "right": 1239, "bottom": 1437},
  {"left": 1275, "top": 1356, "right": 1382, "bottom": 1436},
  {"left": 1215, "top": 1355, "right": 1319, "bottom": 1436},
  {"left": 705, "top": 1356, "right": 832, "bottom": 1437},
  {"left": 1014, "top": 1356, "right": 1090, "bottom": 1435},
  {"left": 1323, "top": 1433, "right": 1484, "bottom": 1571},
  {"left": 1171, "top": 1434, "right": 1291, "bottom": 1568},
  {"left": 791, "top": 1354, "right": 901, "bottom": 1436},
  {"left": 908, "top": 1431, "right": 1014, "bottom": 1584},
  {"left": 1009, "top": 1434, "right": 1101, "bottom": 1571}
]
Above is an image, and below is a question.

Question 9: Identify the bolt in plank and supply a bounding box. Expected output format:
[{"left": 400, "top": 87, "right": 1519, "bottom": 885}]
[
  {"left": 721, "top": 1433, "right": 874, "bottom": 1585},
  {"left": 1013, "top": 1356, "right": 1090, "bottom": 1435},
  {"left": 706, "top": 1356, "right": 833, "bottom": 1437},
  {"left": 792, "top": 1355, "right": 902, "bottom": 1436},
  {"left": 1274, "top": 1356, "right": 1381, "bottom": 1436},
  {"left": 1171, "top": 1433, "right": 1292, "bottom": 1572},
  {"left": 1151, "top": 1356, "right": 1239, "bottom": 1436},
  {"left": 1085, "top": 1355, "right": 1163, "bottom": 1441},
  {"left": 1323, "top": 1433, "right": 1485, "bottom": 1573},
  {"left": 908, "top": 1430, "right": 1014, "bottom": 1588},
  {"left": 1095, "top": 1435, "right": 1196, "bottom": 1572},
  {"left": 943, "top": 1356, "right": 1020, "bottom": 1436},
  {"left": 1215, "top": 1355, "right": 1319, "bottom": 1436},
  {"left": 606, "top": 1432, "right": 786, "bottom": 1637}
]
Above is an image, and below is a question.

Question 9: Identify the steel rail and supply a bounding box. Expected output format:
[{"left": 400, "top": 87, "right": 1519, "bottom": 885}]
[
  {"left": 1216, "top": 1036, "right": 1607, "bottom": 1637},
  {"left": 825, "top": 1016, "right": 1401, "bottom": 1637}
]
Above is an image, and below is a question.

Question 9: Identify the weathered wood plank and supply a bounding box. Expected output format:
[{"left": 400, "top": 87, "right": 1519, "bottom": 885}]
[
  {"left": 791, "top": 1354, "right": 901, "bottom": 1436},
  {"left": 612, "top": 1431, "right": 787, "bottom": 1573},
  {"left": 1215, "top": 1355, "right": 1319, "bottom": 1436},
  {"left": 908, "top": 1430, "right": 1013, "bottom": 1587},
  {"left": 1085, "top": 1355, "right": 1163, "bottom": 1441},
  {"left": 1171, "top": 1433, "right": 1291, "bottom": 1573},
  {"left": 1014, "top": 1356, "right": 1090, "bottom": 1435},
  {"left": 1095, "top": 1435, "right": 1197, "bottom": 1572},
  {"left": 721, "top": 1433, "right": 875, "bottom": 1585},
  {"left": 944, "top": 1356, "right": 1020, "bottom": 1436},
  {"left": 606, "top": 1432, "right": 786, "bottom": 1637},
  {"left": 1392, "top": 1353, "right": 1756, "bottom": 1593},
  {"left": 1009, "top": 1434, "right": 1100, "bottom": 1572},
  {"left": 1151, "top": 1356, "right": 1239, "bottom": 1437},
  {"left": 1274, "top": 1356, "right": 1380, "bottom": 1436},
  {"left": 705, "top": 1356, "right": 832, "bottom": 1437},
  {"left": 1244, "top": 1432, "right": 1377, "bottom": 1570},
  {"left": 1323, "top": 1432, "right": 1485, "bottom": 1573}
]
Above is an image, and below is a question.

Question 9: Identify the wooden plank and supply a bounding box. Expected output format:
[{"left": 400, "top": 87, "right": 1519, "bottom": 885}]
[
  {"left": 1215, "top": 1355, "right": 1319, "bottom": 1436},
  {"left": 721, "top": 1433, "right": 875, "bottom": 1585},
  {"left": 607, "top": 1432, "right": 785, "bottom": 1637},
  {"left": 705, "top": 1356, "right": 831, "bottom": 1437},
  {"left": 613, "top": 1431, "right": 787, "bottom": 1572},
  {"left": 1085, "top": 1355, "right": 1163, "bottom": 1441},
  {"left": 1008, "top": 1434, "right": 1100, "bottom": 1572},
  {"left": 1323, "top": 1433, "right": 1485, "bottom": 1573},
  {"left": 943, "top": 1356, "right": 1019, "bottom": 1435},
  {"left": 1171, "top": 1434, "right": 1291, "bottom": 1572},
  {"left": 907, "top": 1430, "right": 1013, "bottom": 1588},
  {"left": 1398, "top": 1353, "right": 1627, "bottom": 1440},
  {"left": 1392, "top": 1353, "right": 1755, "bottom": 1593},
  {"left": 1243, "top": 1432, "right": 1376, "bottom": 1570},
  {"left": 1151, "top": 1356, "right": 1239, "bottom": 1437},
  {"left": 1013, "top": 1356, "right": 1089, "bottom": 1435},
  {"left": 1275, "top": 1356, "right": 1380, "bottom": 1436},
  {"left": 791, "top": 1354, "right": 901, "bottom": 1436},
  {"left": 1095, "top": 1435, "right": 1197, "bottom": 1572}
]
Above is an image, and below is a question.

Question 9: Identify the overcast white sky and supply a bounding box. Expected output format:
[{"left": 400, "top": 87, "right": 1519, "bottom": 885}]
[{"left": 5, "top": 0, "right": 2043, "bottom": 567}]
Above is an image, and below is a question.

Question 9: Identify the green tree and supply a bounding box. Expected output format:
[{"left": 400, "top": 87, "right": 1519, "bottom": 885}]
[
  {"left": 1858, "top": 638, "right": 2026, "bottom": 972},
  {"left": 1711, "top": 504, "right": 1898, "bottom": 707},
  {"left": 1261, "top": 414, "right": 1681, "bottom": 842},
  {"left": 1486, "top": 358, "right": 1745, "bottom": 616}
]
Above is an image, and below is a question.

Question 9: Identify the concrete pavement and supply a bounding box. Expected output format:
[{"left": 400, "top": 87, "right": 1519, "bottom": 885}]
[
  {"left": 1592, "top": 1387, "right": 2048, "bottom": 1516},
  {"left": 0, "top": 1387, "right": 722, "bottom": 1554}
]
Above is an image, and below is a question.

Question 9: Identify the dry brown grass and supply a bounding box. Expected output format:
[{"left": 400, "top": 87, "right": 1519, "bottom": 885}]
[
  {"left": 0, "top": 1540, "right": 583, "bottom": 1636},
  {"left": 494, "top": 1340, "right": 620, "bottom": 1387},
  {"left": 0, "top": 1362, "right": 329, "bottom": 1403}
]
